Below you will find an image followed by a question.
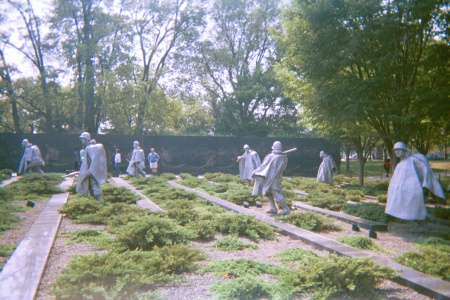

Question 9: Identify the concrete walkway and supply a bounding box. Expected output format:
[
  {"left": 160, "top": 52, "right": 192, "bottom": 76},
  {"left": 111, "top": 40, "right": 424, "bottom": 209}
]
[
  {"left": 169, "top": 181, "right": 450, "bottom": 300},
  {"left": 109, "top": 177, "right": 164, "bottom": 212},
  {"left": 0, "top": 177, "right": 73, "bottom": 300}
]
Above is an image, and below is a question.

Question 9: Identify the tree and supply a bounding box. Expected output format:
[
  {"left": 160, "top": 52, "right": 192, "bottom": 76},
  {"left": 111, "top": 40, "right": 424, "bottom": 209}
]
[
  {"left": 123, "top": 0, "right": 205, "bottom": 135},
  {"left": 51, "top": 0, "right": 125, "bottom": 132},
  {"left": 191, "top": 0, "right": 302, "bottom": 137},
  {"left": 0, "top": 50, "right": 21, "bottom": 133},
  {"left": 1, "top": 0, "right": 56, "bottom": 132},
  {"left": 277, "top": 0, "right": 449, "bottom": 168}
]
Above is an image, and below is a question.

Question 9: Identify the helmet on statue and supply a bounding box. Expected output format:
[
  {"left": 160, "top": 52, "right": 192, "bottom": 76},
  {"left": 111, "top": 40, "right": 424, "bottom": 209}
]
[
  {"left": 272, "top": 141, "right": 282, "bottom": 151},
  {"left": 393, "top": 141, "right": 407, "bottom": 150}
]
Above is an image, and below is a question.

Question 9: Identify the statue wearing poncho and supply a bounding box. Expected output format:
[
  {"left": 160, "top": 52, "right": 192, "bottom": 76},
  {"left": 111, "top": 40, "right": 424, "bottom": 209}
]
[
  {"left": 386, "top": 142, "right": 446, "bottom": 221},
  {"left": 252, "top": 141, "right": 290, "bottom": 215},
  {"left": 76, "top": 133, "right": 107, "bottom": 202}
]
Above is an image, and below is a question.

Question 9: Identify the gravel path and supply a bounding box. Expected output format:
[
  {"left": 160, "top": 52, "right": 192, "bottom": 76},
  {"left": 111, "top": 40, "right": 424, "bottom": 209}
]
[{"left": 0, "top": 185, "right": 443, "bottom": 299}]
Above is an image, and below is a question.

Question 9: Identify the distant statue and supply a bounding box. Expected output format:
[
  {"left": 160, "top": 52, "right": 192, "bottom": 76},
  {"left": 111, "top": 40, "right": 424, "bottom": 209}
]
[
  {"left": 252, "top": 141, "right": 290, "bottom": 215},
  {"left": 18, "top": 139, "right": 45, "bottom": 175},
  {"left": 76, "top": 132, "right": 107, "bottom": 202},
  {"left": 237, "top": 144, "right": 261, "bottom": 186},
  {"left": 386, "top": 142, "right": 446, "bottom": 221},
  {"left": 127, "top": 141, "right": 146, "bottom": 177},
  {"left": 316, "top": 150, "right": 337, "bottom": 185}
]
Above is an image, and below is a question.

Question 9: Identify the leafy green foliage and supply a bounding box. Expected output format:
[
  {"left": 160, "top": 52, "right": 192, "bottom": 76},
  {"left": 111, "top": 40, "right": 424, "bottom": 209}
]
[
  {"left": 78, "top": 203, "right": 153, "bottom": 226},
  {"left": 0, "top": 203, "right": 25, "bottom": 232},
  {"left": 186, "top": 219, "right": 217, "bottom": 241},
  {"left": 204, "top": 172, "right": 241, "bottom": 183},
  {"left": 51, "top": 245, "right": 204, "bottom": 299},
  {"left": 200, "top": 259, "right": 281, "bottom": 278},
  {"left": 276, "top": 211, "right": 342, "bottom": 232},
  {"left": 3, "top": 174, "right": 63, "bottom": 201},
  {"left": 58, "top": 195, "right": 104, "bottom": 221},
  {"left": 114, "top": 215, "right": 197, "bottom": 251},
  {"left": 215, "top": 213, "right": 277, "bottom": 242},
  {"left": 430, "top": 206, "right": 450, "bottom": 221},
  {"left": 214, "top": 236, "right": 258, "bottom": 251},
  {"left": 305, "top": 190, "right": 347, "bottom": 211},
  {"left": 336, "top": 236, "right": 391, "bottom": 253},
  {"left": 65, "top": 229, "right": 115, "bottom": 249},
  {"left": 100, "top": 184, "right": 140, "bottom": 204},
  {"left": 275, "top": 248, "right": 318, "bottom": 268},
  {"left": 0, "top": 244, "right": 16, "bottom": 257},
  {"left": 278, "top": 255, "right": 397, "bottom": 299},
  {"left": 395, "top": 237, "right": 450, "bottom": 280},
  {"left": 343, "top": 203, "right": 388, "bottom": 223},
  {"left": 210, "top": 276, "right": 287, "bottom": 300}
]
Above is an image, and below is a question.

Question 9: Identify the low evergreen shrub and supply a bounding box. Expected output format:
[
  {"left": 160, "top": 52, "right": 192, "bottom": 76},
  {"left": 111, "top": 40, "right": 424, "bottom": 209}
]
[
  {"left": 114, "top": 215, "right": 197, "bottom": 251},
  {"left": 430, "top": 206, "right": 450, "bottom": 221},
  {"left": 278, "top": 254, "right": 397, "bottom": 299},
  {"left": 276, "top": 211, "right": 343, "bottom": 232},
  {"left": 3, "top": 173, "right": 63, "bottom": 201},
  {"left": 186, "top": 219, "right": 217, "bottom": 240},
  {"left": 377, "top": 194, "right": 387, "bottom": 203},
  {"left": 343, "top": 203, "right": 387, "bottom": 223},
  {"left": 101, "top": 184, "right": 140, "bottom": 204},
  {"left": 51, "top": 245, "right": 204, "bottom": 299},
  {"left": 215, "top": 212, "right": 277, "bottom": 242},
  {"left": 336, "top": 236, "right": 391, "bottom": 253},
  {"left": 275, "top": 248, "right": 318, "bottom": 268},
  {"left": 395, "top": 237, "right": 450, "bottom": 280},
  {"left": 306, "top": 191, "right": 347, "bottom": 211},
  {"left": 210, "top": 276, "right": 286, "bottom": 300},
  {"left": 200, "top": 259, "right": 280, "bottom": 278},
  {"left": 58, "top": 195, "right": 104, "bottom": 221},
  {"left": 65, "top": 229, "right": 115, "bottom": 249},
  {"left": 0, "top": 244, "right": 16, "bottom": 257},
  {"left": 214, "top": 235, "right": 258, "bottom": 251}
]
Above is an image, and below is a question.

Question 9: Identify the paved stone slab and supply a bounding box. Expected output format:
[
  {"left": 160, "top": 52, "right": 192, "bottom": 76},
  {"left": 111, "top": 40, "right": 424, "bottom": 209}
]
[
  {"left": 0, "top": 176, "right": 20, "bottom": 187},
  {"left": 0, "top": 177, "right": 73, "bottom": 300},
  {"left": 169, "top": 181, "right": 450, "bottom": 300},
  {"left": 292, "top": 201, "right": 388, "bottom": 231},
  {"left": 109, "top": 177, "right": 164, "bottom": 212}
]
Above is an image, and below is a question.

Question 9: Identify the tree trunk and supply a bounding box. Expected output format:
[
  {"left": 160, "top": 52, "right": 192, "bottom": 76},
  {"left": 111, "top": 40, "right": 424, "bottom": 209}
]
[{"left": 0, "top": 50, "right": 21, "bottom": 133}]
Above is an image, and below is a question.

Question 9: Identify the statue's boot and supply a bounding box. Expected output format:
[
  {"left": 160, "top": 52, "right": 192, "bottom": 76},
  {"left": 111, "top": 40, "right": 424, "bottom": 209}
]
[
  {"left": 277, "top": 199, "right": 291, "bottom": 215},
  {"left": 265, "top": 197, "right": 278, "bottom": 214}
]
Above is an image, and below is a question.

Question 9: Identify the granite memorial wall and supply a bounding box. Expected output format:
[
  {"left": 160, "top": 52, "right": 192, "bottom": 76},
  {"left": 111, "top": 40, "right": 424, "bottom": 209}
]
[{"left": 0, "top": 134, "right": 339, "bottom": 177}]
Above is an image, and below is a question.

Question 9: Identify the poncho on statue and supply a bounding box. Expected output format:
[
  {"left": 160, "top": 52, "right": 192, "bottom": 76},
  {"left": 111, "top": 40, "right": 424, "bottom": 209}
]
[
  {"left": 252, "top": 151, "right": 287, "bottom": 197},
  {"left": 238, "top": 148, "right": 261, "bottom": 181},
  {"left": 316, "top": 153, "right": 337, "bottom": 185},
  {"left": 76, "top": 143, "right": 107, "bottom": 196},
  {"left": 386, "top": 152, "right": 445, "bottom": 220}
]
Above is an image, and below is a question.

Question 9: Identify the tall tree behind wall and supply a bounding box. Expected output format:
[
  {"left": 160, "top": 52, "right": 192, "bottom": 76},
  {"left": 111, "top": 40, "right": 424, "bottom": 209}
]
[
  {"left": 123, "top": 0, "right": 205, "bottom": 135},
  {"left": 51, "top": 0, "right": 122, "bottom": 133},
  {"left": 1, "top": 0, "right": 56, "bottom": 133},
  {"left": 277, "top": 0, "right": 449, "bottom": 168},
  {"left": 190, "top": 0, "right": 301, "bottom": 137}
]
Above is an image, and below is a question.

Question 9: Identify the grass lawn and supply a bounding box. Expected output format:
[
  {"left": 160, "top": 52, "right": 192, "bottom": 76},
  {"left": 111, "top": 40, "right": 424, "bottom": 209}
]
[{"left": 342, "top": 160, "right": 450, "bottom": 177}]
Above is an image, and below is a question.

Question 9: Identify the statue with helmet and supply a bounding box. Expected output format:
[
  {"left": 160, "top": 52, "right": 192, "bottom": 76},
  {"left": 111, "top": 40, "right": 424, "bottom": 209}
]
[
  {"left": 252, "top": 141, "right": 291, "bottom": 215},
  {"left": 385, "top": 141, "right": 446, "bottom": 221},
  {"left": 237, "top": 144, "right": 261, "bottom": 186},
  {"left": 18, "top": 139, "right": 45, "bottom": 175},
  {"left": 76, "top": 132, "right": 107, "bottom": 202},
  {"left": 316, "top": 150, "right": 337, "bottom": 185},
  {"left": 126, "top": 141, "right": 146, "bottom": 177}
]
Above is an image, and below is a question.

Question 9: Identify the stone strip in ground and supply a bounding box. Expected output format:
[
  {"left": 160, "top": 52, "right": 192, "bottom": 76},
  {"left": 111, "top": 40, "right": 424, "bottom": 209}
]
[
  {"left": 292, "top": 201, "right": 387, "bottom": 232},
  {"left": 169, "top": 181, "right": 450, "bottom": 300},
  {"left": 0, "top": 177, "right": 73, "bottom": 300},
  {"left": 109, "top": 177, "right": 164, "bottom": 212}
]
